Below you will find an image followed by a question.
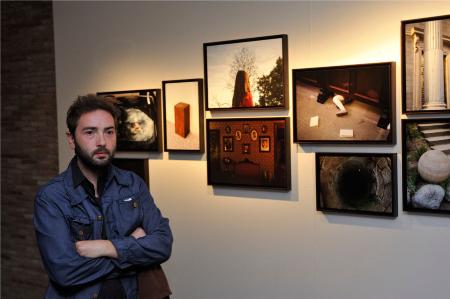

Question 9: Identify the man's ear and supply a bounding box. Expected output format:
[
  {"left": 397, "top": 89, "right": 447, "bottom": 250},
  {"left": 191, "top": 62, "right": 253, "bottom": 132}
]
[{"left": 66, "top": 131, "right": 75, "bottom": 150}]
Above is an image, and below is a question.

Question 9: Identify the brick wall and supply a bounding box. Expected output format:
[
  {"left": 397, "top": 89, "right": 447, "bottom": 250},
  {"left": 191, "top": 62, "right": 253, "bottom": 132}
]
[{"left": 1, "top": 1, "right": 58, "bottom": 298}]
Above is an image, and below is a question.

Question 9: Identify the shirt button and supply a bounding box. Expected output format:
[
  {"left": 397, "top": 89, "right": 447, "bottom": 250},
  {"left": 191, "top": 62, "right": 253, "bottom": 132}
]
[
  {"left": 133, "top": 201, "right": 138, "bottom": 208},
  {"left": 79, "top": 230, "right": 84, "bottom": 236},
  {"left": 92, "top": 293, "right": 98, "bottom": 299},
  {"left": 97, "top": 215, "right": 103, "bottom": 221}
]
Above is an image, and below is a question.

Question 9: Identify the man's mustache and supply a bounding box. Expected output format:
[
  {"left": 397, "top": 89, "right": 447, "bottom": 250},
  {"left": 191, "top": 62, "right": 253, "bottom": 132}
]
[{"left": 93, "top": 147, "right": 111, "bottom": 155}]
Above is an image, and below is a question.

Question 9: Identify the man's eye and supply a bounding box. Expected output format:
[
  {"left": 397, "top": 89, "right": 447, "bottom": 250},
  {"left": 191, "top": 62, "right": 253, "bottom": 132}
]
[
  {"left": 85, "top": 130, "right": 94, "bottom": 135},
  {"left": 106, "top": 130, "right": 115, "bottom": 135}
]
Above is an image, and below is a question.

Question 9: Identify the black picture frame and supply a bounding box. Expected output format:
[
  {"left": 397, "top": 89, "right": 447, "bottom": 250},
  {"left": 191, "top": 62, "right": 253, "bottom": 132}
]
[
  {"left": 162, "top": 79, "right": 205, "bottom": 153},
  {"left": 316, "top": 153, "right": 397, "bottom": 217},
  {"left": 293, "top": 62, "right": 395, "bottom": 144},
  {"left": 401, "top": 15, "right": 450, "bottom": 114},
  {"left": 204, "top": 34, "right": 288, "bottom": 111},
  {"left": 97, "top": 89, "right": 162, "bottom": 152},
  {"left": 112, "top": 158, "right": 149, "bottom": 184},
  {"left": 206, "top": 117, "right": 291, "bottom": 190},
  {"left": 402, "top": 118, "right": 450, "bottom": 214}
]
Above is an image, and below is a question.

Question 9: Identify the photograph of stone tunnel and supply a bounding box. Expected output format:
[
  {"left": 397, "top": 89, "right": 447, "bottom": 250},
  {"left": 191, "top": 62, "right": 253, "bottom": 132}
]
[
  {"left": 403, "top": 15, "right": 450, "bottom": 113},
  {"left": 294, "top": 62, "right": 393, "bottom": 143},
  {"left": 403, "top": 119, "right": 450, "bottom": 213},
  {"left": 316, "top": 153, "right": 396, "bottom": 216}
]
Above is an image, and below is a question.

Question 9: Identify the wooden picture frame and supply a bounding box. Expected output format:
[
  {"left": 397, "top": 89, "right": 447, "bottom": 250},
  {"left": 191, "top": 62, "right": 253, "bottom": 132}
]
[
  {"left": 293, "top": 62, "right": 395, "bottom": 144},
  {"left": 112, "top": 158, "right": 149, "bottom": 184},
  {"left": 97, "top": 89, "right": 162, "bottom": 152},
  {"left": 401, "top": 15, "right": 450, "bottom": 114},
  {"left": 316, "top": 153, "right": 397, "bottom": 217},
  {"left": 162, "top": 79, "right": 204, "bottom": 153},
  {"left": 206, "top": 118, "right": 290, "bottom": 190},
  {"left": 204, "top": 34, "right": 288, "bottom": 110},
  {"left": 402, "top": 118, "right": 450, "bottom": 214}
]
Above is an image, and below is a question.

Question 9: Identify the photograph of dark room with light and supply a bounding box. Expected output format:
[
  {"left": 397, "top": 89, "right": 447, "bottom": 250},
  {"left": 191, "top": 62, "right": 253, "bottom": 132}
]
[
  {"left": 206, "top": 118, "right": 290, "bottom": 190},
  {"left": 293, "top": 63, "right": 394, "bottom": 143}
]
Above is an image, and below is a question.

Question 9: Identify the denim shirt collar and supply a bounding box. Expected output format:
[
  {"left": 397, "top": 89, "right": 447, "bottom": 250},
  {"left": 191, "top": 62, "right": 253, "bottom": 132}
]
[{"left": 64, "top": 156, "right": 132, "bottom": 206}]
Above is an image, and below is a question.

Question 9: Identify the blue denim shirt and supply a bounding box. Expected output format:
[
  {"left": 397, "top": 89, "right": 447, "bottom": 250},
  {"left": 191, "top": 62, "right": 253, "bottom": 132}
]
[{"left": 34, "top": 159, "right": 173, "bottom": 299}]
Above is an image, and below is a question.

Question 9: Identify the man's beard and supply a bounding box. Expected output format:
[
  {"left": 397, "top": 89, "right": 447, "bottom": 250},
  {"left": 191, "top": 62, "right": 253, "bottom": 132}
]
[{"left": 74, "top": 140, "right": 115, "bottom": 171}]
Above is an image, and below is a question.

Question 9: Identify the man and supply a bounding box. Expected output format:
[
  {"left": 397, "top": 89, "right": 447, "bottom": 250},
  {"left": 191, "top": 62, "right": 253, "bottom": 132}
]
[{"left": 34, "top": 95, "right": 173, "bottom": 299}]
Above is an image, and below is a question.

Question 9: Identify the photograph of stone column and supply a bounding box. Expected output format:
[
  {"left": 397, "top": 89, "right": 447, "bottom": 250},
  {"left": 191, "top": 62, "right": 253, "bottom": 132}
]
[
  {"left": 293, "top": 62, "right": 395, "bottom": 144},
  {"left": 402, "top": 15, "right": 450, "bottom": 114},
  {"left": 316, "top": 153, "right": 397, "bottom": 217},
  {"left": 97, "top": 89, "right": 162, "bottom": 152},
  {"left": 402, "top": 118, "right": 450, "bottom": 214},
  {"left": 162, "top": 79, "right": 204, "bottom": 152}
]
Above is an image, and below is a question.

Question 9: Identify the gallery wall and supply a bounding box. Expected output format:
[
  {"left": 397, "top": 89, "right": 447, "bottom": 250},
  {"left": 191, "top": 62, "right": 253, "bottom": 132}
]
[{"left": 53, "top": 2, "right": 450, "bottom": 299}]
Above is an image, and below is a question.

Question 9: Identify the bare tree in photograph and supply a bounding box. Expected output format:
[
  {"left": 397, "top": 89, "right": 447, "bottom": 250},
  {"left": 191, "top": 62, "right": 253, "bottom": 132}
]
[{"left": 227, "top": 47, "right": 259, "bottom": 97}]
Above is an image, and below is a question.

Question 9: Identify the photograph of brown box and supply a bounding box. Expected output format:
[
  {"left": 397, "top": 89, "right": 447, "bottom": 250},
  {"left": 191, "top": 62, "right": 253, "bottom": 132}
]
[
  {"left": 163, "top": 79, "right": 204, "bottom": 152},
  {"left": 206, "top": 118, "right": 290, "bottom": 190},
  {"left": 293, "top": 62, "right": 395, "bottom": 144}
]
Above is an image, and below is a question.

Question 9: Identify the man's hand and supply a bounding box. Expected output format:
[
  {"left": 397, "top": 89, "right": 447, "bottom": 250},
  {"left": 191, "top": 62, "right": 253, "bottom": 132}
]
[
  {"left": 131, "top": 227, "right": 146, "bottom": 239},
  {"left": 76, "top": 240, "right": 118, "bottom": 259},
  {"left": 76, "top": 227, "right": 146, "bottom": 259}
]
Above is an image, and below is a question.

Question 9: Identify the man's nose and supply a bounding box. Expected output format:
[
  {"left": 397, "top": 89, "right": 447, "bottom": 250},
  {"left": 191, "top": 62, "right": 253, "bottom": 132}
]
[{"left": 96, "top": 132, "right": 106, "bottom": 146}]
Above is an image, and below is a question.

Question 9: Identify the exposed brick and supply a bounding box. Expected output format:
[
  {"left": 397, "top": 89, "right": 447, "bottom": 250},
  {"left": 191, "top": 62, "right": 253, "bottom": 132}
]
[{"left": 1, "top": 1, "right": 57, "bottom": 298}]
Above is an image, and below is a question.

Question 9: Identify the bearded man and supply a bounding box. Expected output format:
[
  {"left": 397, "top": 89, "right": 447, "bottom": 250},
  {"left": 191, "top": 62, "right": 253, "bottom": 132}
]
[{"left": 34, "top": 95, "right": 173, "bottom": 299}]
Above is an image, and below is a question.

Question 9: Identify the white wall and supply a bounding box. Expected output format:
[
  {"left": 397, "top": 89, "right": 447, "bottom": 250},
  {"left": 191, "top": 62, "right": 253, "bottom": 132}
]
[{"left": 53, "top": 2, "right": 450, "bottom": 299}]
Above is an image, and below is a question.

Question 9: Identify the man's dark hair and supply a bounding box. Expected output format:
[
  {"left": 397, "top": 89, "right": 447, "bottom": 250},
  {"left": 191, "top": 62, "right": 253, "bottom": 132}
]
[{"left": 66, "top": 94, "right": 119, "bottom": 135}]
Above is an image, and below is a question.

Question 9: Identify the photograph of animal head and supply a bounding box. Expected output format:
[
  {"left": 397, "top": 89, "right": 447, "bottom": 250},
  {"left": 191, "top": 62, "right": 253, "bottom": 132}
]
[{"left": 99, "top": 89, "right": 162, "bottom": 152}]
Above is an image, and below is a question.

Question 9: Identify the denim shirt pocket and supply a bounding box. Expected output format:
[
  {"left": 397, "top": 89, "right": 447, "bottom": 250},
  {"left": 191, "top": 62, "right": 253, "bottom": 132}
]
[
  {"left": 69, "top": 216, "right": 93, "bottom": 241},
  {"left": 112, "top": 194, "right": 143, "bottom": 236}
]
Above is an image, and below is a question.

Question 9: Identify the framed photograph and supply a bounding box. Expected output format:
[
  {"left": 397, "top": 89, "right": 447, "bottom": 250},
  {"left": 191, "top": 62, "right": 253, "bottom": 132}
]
[
  {"left": 259, "top": 136, "right": 270, "bottom": 152},
  {"left": 401, "top": 15, "right": 450, "bottom": 114},
  {"left": 235, "top": 130, "right": 242, "bottom": 141},
  {"left": 402, "top": 118, "right": 450, "bottom": 214},
  {"left": 204, "top": 34, "right": 288, "bottom": 110},
  {"left": 97, "top": 89, "right": 162, "bottom": 152},
  {"left": 243, "top": 124, "right": 250, "bottom": 133},
  {"left": 293, "top": 62, "right": 395, "bottom": 144},
  {"left": 316, "top": 153, "right": 397, "bottom": 217},
  {"left": 242, "top": 143, "right": 250, "bottom": 154},
  {"left": 162, "top": 79, "right": 204, "bottom": 152},
  {"left": 112, "top": 158, "right": 149, "bottom": 184},
  {"left": 250, "top": 129, "right": 258, "bottom": 141},
  {"left": 206, "top": 118, "right": 290, "bottom": 190},
  {"left": 223, "top": 137, "right": 234, "bottom": 152}
]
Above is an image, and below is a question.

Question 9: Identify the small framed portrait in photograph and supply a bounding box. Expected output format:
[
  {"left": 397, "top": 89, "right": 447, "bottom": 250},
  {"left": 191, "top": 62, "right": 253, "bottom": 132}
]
[
  {"left": 259, "top": 136, "right": 270, "bottom": 152},
  {"left": 243, "top": 124, "right": 251, "bottom": 133},
  {"left": 251, "top": 129, "right": 258, "bottom": 141},
  {"left": 242, "top": 143, "right": 250, "bottom": 154},
  {"left": 225, "top": 125, "right": 232, "bottom": 134},
  {"left": 223, "top": 137, "right": 234, "bottom": 152},
  {"left": 235, "top": 130, "right": 242, "bottom": 141}
]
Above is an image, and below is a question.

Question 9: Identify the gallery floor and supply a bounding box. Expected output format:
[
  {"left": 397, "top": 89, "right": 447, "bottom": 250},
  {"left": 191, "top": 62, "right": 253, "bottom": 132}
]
[{"left": 295, "top": 84, "right": 391, "bottom": 141}]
